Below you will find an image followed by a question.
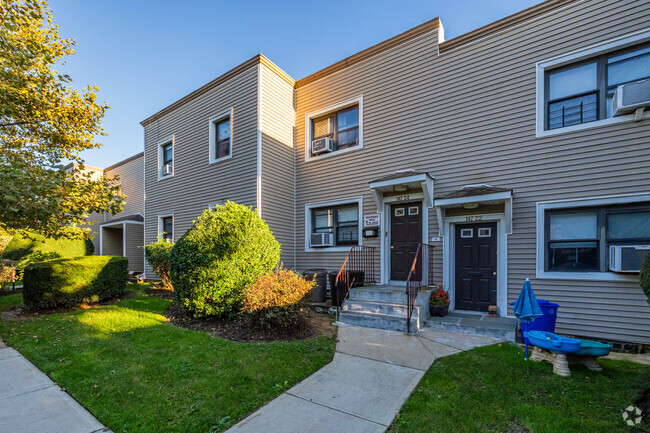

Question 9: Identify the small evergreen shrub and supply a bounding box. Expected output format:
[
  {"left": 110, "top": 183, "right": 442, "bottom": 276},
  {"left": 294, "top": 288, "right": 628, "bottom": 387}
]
[
  {"left": 144, "top": 236, "right": 174, "bottom": 289},
  {"left": 169, "top": 202, "right": 281, "bottom": 317},
  {"left": 23, "top": 256, "right": 128, "bottom": 309},
  {"left": 640, "top": 253, "right": 650, "bottom": 305},
  {"left": 242, "top": 269, "right": 314, "bottom": 331}
]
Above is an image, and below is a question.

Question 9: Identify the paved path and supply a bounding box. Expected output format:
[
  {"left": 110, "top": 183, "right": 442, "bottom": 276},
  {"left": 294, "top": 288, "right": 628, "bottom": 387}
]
[
  {"left": 227, "top": 325, "right": 503, "bottom": 433},
  {"left": 0, "top": 340, "right": 110, "bottom": 433}
]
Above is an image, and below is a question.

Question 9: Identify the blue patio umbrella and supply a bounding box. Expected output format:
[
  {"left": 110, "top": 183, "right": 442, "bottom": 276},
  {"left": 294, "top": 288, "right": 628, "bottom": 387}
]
[{"left": 512, "top": 278, "right": 543, "bottom": 359}]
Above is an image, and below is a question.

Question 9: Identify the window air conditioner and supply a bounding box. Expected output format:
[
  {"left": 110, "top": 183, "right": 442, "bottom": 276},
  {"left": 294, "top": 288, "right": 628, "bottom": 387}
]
[
  {"left": 310, "top": 233, "right": 334, "bottom": 247},
  {"left": 311, "top": 138, "right": 334, "bottom": 155},
  {"left": 609, "top": 245, "right": 650, "bottom": 273},
  {"left": 163, "top": 164, "right": 173, "bottom": 175},
  {"left": 613, "top": 79, "right": 650, "bottom": 117}
]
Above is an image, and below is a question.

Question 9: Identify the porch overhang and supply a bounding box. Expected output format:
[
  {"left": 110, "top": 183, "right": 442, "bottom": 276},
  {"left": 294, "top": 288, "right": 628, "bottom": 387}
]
[
  {"left": 368, "top": 171, "right": 435, "bottom": 210},
  {"left": 433, "top": 186, "right": 513, "bottom": 235}
]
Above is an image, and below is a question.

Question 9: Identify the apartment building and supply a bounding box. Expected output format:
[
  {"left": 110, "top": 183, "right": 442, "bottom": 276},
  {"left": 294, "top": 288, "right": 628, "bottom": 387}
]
[{"left": 141, "top": 0, "right": 650, "bottom": 344}]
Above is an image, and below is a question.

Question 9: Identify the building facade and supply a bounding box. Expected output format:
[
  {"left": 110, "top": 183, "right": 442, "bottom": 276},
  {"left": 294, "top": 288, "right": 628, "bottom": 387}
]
[{"left": 141, "top": 0, "right": 650, "bottom": 344}]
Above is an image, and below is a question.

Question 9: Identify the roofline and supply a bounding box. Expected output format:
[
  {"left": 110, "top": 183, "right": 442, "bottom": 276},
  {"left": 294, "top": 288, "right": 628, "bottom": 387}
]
[
  {"left": 296, "top": 17, "right": 440, "bottom": 88},
  {"left": 104, "top": 151, "right": 144, "bottom": 172},
  {"left": 439, "top": 0, "right": 581, "bottom": 53},
  {"left": 140, "top": 54, "right": 294, "bottom": 127},
  {"left": 62, "top": 161, "right": 104, "bottom": 172}
]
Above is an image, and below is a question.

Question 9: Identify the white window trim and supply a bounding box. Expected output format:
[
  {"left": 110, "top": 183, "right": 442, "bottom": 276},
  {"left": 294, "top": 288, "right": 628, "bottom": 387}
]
[
  {"left": 208, "top": 109, "right": 233, "bottom": 164},
  {"left": 157, "top": 136, "right": 175, "bottom": 181},
  {"left": 157, "top": 213, "right": 175, "bottom": 242},
  {"left": 536, "top": 192, "right": 650, "bottom": 282},
  {"left": 536, "top": 28, "right": 650, "bottom": 138},
  {"left": 304, "top": 96, "right": 364, "bottom": 162},
  {"left": 305, "top": 197, "right": 363, "bottom": 252}
]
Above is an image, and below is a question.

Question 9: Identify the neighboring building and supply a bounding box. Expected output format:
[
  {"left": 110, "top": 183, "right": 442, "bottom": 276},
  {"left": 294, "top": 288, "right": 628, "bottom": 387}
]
[
  {"left": 66, "top": 152, "right": 145, "bottom": 274},
  {"left": 142, "top": 0, "right": 650, "bottom": 344}
]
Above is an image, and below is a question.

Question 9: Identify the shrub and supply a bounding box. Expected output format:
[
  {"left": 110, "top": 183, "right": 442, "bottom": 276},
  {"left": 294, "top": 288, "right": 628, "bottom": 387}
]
[
  {"left": 242, "top": 269, "right": 314, "bottom": 331},
  {"left": 144, "top": 236, "right": 174, "bottom": 289},
  {"left": 169, "top": 202, "right": 281, "bottom": 317},
  {"left": 641, "top": 253, "right": 650, "bottom": 305},
  {"left": 23, "top": 256, "right": 128, "bottom": 309},
  {"left": 0, "top": 259, "right": 17, "bottom": 291}
]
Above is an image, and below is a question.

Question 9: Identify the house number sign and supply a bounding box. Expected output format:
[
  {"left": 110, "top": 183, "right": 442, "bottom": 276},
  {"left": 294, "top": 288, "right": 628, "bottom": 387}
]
[
  {"left": 465, "top": 215, "right": 484, "bottom": 222},
  {"left": 395, "top": 195, "right": 411, "bottom": 202},
  {"left": 364, "top": 214, "right": 381, "bottom": 227}
]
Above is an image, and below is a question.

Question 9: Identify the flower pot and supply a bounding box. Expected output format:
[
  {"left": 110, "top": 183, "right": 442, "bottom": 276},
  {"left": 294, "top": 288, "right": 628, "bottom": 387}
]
[{"left": 429, "top": 305, "right": 449, "bottom": 317}]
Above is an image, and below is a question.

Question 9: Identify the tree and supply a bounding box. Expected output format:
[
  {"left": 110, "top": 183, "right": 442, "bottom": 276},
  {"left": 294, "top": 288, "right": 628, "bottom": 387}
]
[{"left": 0, "top": 0, "right": 123, "bottom": 238}]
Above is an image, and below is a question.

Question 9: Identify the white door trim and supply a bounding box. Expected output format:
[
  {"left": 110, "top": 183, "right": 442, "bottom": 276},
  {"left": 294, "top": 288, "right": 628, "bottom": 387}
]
[
  {"left": 442, "top": 213, "right": 508, "bottom": 317},
  {"left": 380, "top": 193, "right": 428, "bottom": 285}
]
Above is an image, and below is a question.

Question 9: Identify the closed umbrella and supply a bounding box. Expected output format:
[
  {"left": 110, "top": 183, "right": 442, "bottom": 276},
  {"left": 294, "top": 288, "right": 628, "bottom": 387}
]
[{"left": 512, "top": 278, "right": 543, "bottom": 360}]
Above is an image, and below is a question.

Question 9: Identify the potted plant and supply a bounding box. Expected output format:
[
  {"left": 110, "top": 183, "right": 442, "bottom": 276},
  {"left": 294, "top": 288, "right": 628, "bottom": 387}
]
[{"left": 429, "top": 286, "right": 450, "bottom": 317}]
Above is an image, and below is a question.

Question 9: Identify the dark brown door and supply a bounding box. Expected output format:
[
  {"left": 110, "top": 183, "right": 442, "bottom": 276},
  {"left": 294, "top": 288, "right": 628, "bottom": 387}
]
[
  {"left": 454, "top": 222, "right": 497, "bottom": 311},
  {"left": 390, "top": 202, "right": 422, "bottom": 281}
]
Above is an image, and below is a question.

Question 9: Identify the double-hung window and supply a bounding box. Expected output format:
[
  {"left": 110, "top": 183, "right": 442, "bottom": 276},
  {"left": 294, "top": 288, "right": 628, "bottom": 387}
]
[
  {"left": 209, "top": 113, "right": 232, "bottom": 162},
  {"left": 159, "top": 140, "right": 173, "bottom": 178},
  {"left": 311, "top": 204, "right": 359, "bottom": 247},
  {"left": 160, "top": 216, "right": 173, "bottom": 242},
  {"left": 544, "top": 204, "right": 650, "bottom": 272},
  {"left": 308, "top": 100, "right": 361, "bottom": 159},
  {"left": 544, "top": 42, "right": 650, "bottom": 130}
]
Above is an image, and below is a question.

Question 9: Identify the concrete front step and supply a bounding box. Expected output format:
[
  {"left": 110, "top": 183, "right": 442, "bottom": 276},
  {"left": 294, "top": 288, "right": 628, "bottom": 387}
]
[
  {"left": 339, "top": 311, "right": 419, "bottom": 333},
  {"left": 425, "top": 311, "right": 518, "bottom": 342},
  {"left": 342, "top": 299, "right": 419, "bottom": 316},
  {"left": 347, "top": 285, "right": 432, "bottom": 306}
]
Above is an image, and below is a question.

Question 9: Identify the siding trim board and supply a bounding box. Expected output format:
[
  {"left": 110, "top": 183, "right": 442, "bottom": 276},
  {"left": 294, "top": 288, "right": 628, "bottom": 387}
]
[
  {"left": 535, "top": 27, "right": 650, "bottom": 137},
  {"left": 535, "top": 192, "right": 650, "bottom": 281}
]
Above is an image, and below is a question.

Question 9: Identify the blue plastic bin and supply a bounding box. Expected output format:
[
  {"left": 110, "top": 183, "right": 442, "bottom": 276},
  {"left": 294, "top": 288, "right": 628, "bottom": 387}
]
[{"left": 510, "top": 299, "right": 559, "bottom": 345}]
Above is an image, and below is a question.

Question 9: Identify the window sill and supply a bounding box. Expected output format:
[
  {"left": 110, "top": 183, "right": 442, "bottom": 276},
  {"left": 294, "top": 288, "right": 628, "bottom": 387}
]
[
  {"left": 209, "top": 154, "right": 232, "bottom": 165},
  {"left": 535, "top": 270, "right": 639, "bottom": 282},
  {"left": 305, "top": 143, "right": 363, "bottom": 163},
  {"left": 157, "top": 173, "right": 174, "bottom": 181},
  {"left": 536, "top": 110, "right": 650, "bottom": 138},
  {"left": 305, "top": 246, "right": 356, "bottom": 253}
]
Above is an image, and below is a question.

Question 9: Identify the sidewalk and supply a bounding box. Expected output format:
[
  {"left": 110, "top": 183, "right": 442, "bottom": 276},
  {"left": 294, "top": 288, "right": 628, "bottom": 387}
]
[
  {"left": 227, "top": 325, "right": 503, "bottom": 433},
  {"left": 0, "top": 340, "right": 110, "bottom": 433}
]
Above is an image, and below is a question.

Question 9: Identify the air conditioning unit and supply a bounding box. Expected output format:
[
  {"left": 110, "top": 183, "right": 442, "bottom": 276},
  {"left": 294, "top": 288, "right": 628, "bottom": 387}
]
[
  {"left": 310, "top": 232, "right": 334, "bottom": 247},
  {"left": 609, "top": 245, "right": 650, "bottom": 273},
  {"left": 613, "top": 79, "right": 650, "bottom": 116},
  {"left": 162, "top": 164, "right": 173, "bottom": 175},
  {"left": 311, "top": 138, "right": 333, "bottom": 155}
]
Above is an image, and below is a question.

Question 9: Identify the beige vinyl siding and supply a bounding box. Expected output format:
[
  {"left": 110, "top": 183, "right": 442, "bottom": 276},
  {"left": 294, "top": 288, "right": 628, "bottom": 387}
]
[
  {"left": 294, "top": 0, "right": 650, "bottom": 343},
  {"left": 143, "top": 65, "right": 259, "bottom": 276},
  {"left": 105, "top": 153, "right": 144, "bottom": 218},
  {"left": 260, "top": 63, "right": 296, "bottom": 268},
  {"left": 125, "top": 224, "right": 144, "bottom": 272}
]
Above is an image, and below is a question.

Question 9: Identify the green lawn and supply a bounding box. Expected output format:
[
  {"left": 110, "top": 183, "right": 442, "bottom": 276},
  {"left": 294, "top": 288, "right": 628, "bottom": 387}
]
[
  {"left": 0, "top": 287, "right": 335, "bottom": 433},
  {"left": 389, "top": 343, "right": 650, "bottom": 433}
]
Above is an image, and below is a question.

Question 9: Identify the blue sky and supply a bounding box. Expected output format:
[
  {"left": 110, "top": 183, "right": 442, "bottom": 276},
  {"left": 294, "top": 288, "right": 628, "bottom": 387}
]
[{"left": 49, "top": 0, "right": 541, "bottom": 168}]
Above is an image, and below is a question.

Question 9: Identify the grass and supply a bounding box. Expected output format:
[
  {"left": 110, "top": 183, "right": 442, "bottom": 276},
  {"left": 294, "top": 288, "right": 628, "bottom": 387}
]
[
  {"left": 389, "top": 343, "right": 650, "bottom": 433},
  {"left": 0, "top": 285, "right": 335, "bottom": 432}
]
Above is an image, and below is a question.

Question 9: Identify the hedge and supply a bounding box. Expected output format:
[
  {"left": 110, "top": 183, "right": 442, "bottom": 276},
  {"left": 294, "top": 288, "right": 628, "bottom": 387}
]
[
  {"left": 169, "top": 202, "right": 281, "bottom": 317},
  {"left": 23, "top": 256, "right": 128, "bottom": 309},
  {"left": 2, "top": 228, "right": 93, "bottom": 262},
  {"left": 641, "top": 253, "right": 650, "bottom": 305}
]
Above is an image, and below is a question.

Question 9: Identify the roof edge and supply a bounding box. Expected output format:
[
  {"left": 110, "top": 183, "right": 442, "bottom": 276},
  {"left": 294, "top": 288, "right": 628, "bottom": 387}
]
[
  {"left": 296, "top": 17, "right": 440, "bottom": 88},
  {"left": 439, "top": 0, "right": 581, "bottom": 53},
  {"left": 104, "top": 151, "right": 144, "bottom": 172},
  {"left": 141, "top": 54, "right": 263, "bottom": 126}
]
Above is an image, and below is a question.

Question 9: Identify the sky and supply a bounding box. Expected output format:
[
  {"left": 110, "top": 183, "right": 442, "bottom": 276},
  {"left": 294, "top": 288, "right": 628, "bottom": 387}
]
[{"left": 48, "top": 0, "right": 542, "bottom": 168}]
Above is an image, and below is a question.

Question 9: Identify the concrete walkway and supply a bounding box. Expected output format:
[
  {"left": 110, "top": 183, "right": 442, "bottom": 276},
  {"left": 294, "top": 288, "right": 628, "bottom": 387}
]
[
  {"left": 0, "top": 340, "right": 110, "bottom": 433},
  {"left": 227, "top": 325, "right": 503, "bottom": 433}
]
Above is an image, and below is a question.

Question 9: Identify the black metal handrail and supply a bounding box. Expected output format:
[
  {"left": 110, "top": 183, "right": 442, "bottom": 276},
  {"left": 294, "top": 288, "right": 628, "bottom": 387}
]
[
  {"left": 335, "top": 245, "right": 376, "bottom": 321},
  {"left": 406, "top": 243, "right": 434, "bottom": 333}
]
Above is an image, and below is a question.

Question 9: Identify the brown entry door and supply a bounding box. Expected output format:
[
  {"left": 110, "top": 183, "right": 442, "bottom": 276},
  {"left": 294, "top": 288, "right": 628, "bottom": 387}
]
[
  {"left": 454, "top": 222, "right": 497, "bottom": 311},
  {"left": 390, "top": 202, "right": 422, "bottom": 281}
]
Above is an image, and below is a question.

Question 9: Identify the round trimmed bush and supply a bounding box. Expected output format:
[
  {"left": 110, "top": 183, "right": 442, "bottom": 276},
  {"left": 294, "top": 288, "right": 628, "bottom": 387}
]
[
  {"left": 169, "top": 202, "right": 281, "bottom": 317},
  {"left": 640, "top": 253, "right": 650, "bottom": 305}
]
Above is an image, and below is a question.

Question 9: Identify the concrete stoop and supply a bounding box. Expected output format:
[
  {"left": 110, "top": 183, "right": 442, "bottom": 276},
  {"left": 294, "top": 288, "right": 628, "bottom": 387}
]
[
  {"left": 338, "top": 285, "right": 433, "bottom": 333},
  {"left": 425, "top": 311, "right": 518, "bottom": 342}
]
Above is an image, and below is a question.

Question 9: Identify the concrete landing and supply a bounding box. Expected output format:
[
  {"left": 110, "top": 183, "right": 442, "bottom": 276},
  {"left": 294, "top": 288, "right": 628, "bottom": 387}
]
[
  {"left": 227, "top": 325, "right": 503, "bottom": 433},
  {"left": 0, "top": 342, "right": 110, "bottom": 433},
  {"left": 425, "top": 311, "right": 518, "bottom": 342}
]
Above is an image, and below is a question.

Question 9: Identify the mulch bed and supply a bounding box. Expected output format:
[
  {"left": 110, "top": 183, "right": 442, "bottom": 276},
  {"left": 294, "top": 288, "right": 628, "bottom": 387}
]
[{"left": 146, "top": 287, "right": 336, "bottom": 343}]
